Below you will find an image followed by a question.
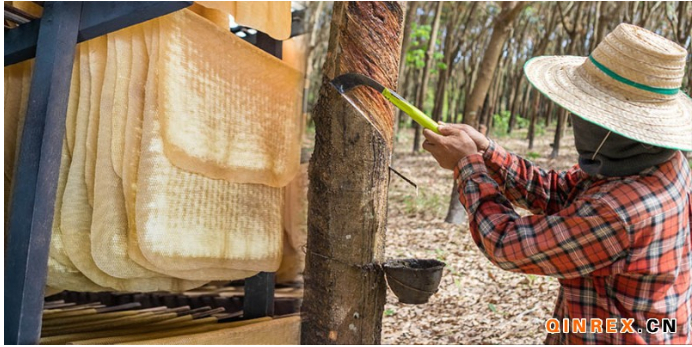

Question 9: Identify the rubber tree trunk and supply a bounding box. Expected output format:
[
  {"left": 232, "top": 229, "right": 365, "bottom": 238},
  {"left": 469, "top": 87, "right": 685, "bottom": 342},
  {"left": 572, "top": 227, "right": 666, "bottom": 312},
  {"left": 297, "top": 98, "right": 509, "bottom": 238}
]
[
  {"left": 445, "top": 2, "right": 525, "bottom": 225},
  {"left": 550, "top": 109, "right": 567, "bottom": 158},
  {"left": 462, "top": 1, "right": 525, "bottom": 128},
  {"left": 395, "top": 1, "right": 418, "bottom": 137},
  {"left": 301, "top": 2, "right": 404, "bottom": 344},
  {"left": 412, "top": 1, "right": 443, "bottom": 153},
  {"left": 528, "top": 89, "right": 540, "bottom": 150},
  {"left": 431, "top": 5, "right": 459, "bottom": 122}
]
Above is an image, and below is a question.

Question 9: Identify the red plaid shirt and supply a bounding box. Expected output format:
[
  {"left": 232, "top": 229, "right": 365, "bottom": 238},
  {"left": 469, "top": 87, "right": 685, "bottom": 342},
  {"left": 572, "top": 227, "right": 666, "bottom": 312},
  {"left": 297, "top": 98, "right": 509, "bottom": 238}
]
[{"left": 455, "top": 141, "right": 691, "bottom": 344}]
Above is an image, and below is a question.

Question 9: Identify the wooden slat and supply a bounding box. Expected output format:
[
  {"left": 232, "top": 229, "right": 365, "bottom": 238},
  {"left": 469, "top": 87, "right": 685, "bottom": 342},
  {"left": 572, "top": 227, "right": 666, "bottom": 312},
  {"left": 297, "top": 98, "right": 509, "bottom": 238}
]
[
  {"left": 4, "top": 9, "right": 31, "bottom": 25},
  {"left": 121, "top": 315, "right": 301, "bottom": 345},
  {"left": 4, "top": 4, "right": 39, "bottom": 21}
]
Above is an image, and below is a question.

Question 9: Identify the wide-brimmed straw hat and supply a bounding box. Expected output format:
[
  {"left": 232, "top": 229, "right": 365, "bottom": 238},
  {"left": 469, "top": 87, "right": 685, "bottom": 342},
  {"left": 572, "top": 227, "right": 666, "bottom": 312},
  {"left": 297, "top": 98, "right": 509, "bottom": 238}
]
[{"left": 524, "top": 23, "right": 692, "bottom": 151}]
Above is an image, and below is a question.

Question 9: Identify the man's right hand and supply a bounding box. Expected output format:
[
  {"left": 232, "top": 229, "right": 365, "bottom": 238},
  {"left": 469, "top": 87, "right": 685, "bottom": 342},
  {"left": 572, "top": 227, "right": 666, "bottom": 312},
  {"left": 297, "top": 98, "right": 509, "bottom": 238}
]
[{"left": 438, "top": 123, "right": 490, "bottom": 153}]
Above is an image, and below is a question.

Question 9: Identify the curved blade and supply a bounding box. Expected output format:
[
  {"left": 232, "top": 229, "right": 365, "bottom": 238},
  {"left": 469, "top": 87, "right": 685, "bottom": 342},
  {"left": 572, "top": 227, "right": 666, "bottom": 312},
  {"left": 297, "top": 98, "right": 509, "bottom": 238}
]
[{"left": 330, "top": 73, "right": 385, "bottom": 94}]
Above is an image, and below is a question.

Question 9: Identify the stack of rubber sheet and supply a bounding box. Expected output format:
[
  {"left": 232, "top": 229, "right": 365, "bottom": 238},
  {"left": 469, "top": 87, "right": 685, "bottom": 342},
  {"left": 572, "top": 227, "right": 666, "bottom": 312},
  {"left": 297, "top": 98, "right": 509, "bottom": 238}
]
[
  {"left": 4, "top": 6, "right": 305, "bottom": 293},
  {"left": 40, "top": 288, "right": 301, "bottom": 345}
]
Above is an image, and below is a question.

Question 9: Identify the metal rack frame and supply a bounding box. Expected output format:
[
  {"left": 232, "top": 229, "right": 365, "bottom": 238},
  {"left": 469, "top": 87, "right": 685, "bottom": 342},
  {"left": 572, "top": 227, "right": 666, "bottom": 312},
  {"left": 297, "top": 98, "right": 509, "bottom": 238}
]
[{"left": 4, "top": 2, "right": 279, "bottom": 344}]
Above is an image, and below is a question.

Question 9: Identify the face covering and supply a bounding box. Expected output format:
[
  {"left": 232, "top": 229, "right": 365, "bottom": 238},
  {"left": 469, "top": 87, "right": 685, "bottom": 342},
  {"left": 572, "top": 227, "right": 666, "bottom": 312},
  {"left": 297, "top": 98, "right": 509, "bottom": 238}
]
[{"left": 571, "top": 115, "right": 676, "bottom": 177}]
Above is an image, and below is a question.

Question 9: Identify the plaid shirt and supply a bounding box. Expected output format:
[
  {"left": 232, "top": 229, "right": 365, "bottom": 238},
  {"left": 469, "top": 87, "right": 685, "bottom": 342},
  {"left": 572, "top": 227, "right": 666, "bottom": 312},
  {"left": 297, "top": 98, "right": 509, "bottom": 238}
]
[{"left": 454, "top": 140, "right": 691, "bottom": 344}]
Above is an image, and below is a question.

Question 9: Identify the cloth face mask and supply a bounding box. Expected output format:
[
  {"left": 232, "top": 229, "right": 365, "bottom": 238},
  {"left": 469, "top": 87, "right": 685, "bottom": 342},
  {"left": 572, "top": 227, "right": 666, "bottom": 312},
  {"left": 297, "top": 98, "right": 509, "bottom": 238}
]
[{"left": 571, "top": 115, "right": 676, "bottom": 177}]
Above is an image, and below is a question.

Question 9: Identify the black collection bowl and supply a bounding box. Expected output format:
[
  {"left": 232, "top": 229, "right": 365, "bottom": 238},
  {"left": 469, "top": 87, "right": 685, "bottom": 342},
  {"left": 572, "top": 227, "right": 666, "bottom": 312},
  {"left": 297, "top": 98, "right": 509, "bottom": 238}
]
[{"left": 383, "top": 258, "right": 446, "bottom": 304}]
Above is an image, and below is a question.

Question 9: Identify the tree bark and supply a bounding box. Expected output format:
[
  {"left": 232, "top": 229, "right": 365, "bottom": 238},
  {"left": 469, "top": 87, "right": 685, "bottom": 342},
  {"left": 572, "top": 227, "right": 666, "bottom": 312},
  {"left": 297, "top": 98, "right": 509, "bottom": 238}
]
[
  {"left": 463, "top": 1, "right": 525, "bottom": 127},
  {"left": 507, "top": 75, "right": 523, "bottom": 133},
  {"left": 412, "top": 1, "right": 443, "bottom": 153},
  {"left": 395, "top": 1, "right": 418, "bottom": 137},
  {"left": 301, "top": 2, "right": 404, "bottom": 344},
  {"left": 528, "top": 89, "right": 540, "bottom": 150},
  {"left": 445, "top": 2, "right": 525, "bottom": 224},
  {"left": 431, "top": 3, "right": 463, "bottom": 122},
  {"left": 550, "top": 109, "right": 567, "bottom": 158}
]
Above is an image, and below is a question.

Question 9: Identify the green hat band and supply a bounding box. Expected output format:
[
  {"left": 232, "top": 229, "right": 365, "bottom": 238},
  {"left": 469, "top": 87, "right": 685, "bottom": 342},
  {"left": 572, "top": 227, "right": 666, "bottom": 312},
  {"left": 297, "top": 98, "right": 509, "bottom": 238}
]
[{"left": 588, "top": 56, "right": 679, "bottom": 96}]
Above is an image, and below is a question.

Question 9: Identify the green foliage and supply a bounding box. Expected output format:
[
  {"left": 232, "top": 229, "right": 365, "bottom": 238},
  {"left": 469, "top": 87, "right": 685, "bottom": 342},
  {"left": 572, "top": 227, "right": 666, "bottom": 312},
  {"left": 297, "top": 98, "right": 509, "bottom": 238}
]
[
  {"left": 384, "top": 308, "right": 396, "bottom": 316},
  {"left": 491, "top": 111, "right": 512, "bottom": 137},
  {"left": 526, "top": 151, "right": 540, "bottom": 160},
  {"left": 488, "top": 303, "right": 498, "bottom": 313},
  {"left": 406, "top": 23, "right": 432, "bottom": 69},
  {"left": 534, "top": 119, "right": 546, "bottom": 137},
  {"left": 515, "top": 115, "right": 529, "bottom": 129},
  {"left": 401, "top": 188, "right": 444, "bottom": 217},
  {"left": 305, "top": 121, "right": 315, "bottom": 136},
  {"left": 432, "top": 51, "right": 447, "bottom": 73},
  {"left": 407, "top": 48, "right": 426, "bottom": 69},
  {"left": 405, "top": 23, "right": 446, "bottom": 73},
  {"left": 491, "top": 111, "right": 533, "bottom": 138},
  {"left": 410, "top": 23, "right": 431, "bottom": 45}
]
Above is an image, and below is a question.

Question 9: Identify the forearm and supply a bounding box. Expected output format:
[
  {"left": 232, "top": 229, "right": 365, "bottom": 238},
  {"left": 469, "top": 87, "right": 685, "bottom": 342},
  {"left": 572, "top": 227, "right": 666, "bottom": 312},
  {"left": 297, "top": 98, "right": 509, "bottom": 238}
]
[
  {"left": 454, "top": 154, "right": 629, "bottom": 278},
  {"left": 480, "top": 140, "right": 580, "bottom": 214}
]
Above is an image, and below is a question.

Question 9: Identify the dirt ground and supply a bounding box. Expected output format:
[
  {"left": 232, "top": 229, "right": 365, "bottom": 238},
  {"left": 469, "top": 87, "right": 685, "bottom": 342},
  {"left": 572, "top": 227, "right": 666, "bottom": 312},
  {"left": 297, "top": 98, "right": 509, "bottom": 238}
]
[{"left": 381, "top": 126, "right": 578, "bottom": 344}]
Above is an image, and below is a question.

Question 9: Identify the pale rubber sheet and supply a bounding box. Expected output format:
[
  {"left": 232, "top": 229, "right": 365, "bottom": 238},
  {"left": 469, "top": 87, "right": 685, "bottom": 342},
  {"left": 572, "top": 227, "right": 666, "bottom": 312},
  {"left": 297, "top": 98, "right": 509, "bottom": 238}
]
[
  {"left": 5, "top": 8, "right": 295, "bottom": 289},
  {"left": 4, "top": 60, "right": 32, "bottom": 225},
  {"left": 49, "top": 90, "right": 109, "bottom": 292},
  {"left": 83, "top": 37, "right": 106, "bottom": 207},
  {"left": 188, "top": 3, "right": 229, "bottom": 30},
  {"left": 60, "top": 39, "right": 205, "bottom": 292},
  {"left": 91, "top": 28, "right": 197, "bottom": 284},
  {"left": 124, "top": 22, "right": 253, "bottom": 281},
  {"left": 49, "top": 145, "right": 108, "bottom": 292},
  {"left": 109, "top": 30, "right": 133, "bottom": 179},
  {"left": 283, "top": 163, "right": 308, "bottom": 250},
  {"left": 158, "top": 10, "right": 302, "bottom": 188},
  {"left": 196, "top": 1, "right": 292, "bottom": 40},
  {"left": 136, "top": 40, "right": 284, "bottom": 273},
  {"left": 276, "top": 163, "right": 308, "bottom": 283},
  {"left": 3, "top": 54, "right": 107, "bottom": 292}
]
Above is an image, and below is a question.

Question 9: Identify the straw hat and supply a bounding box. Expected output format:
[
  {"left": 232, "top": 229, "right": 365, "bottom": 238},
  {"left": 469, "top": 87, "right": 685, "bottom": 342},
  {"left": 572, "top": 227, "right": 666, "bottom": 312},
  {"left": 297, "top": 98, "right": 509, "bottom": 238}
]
[{"left": 524, "top": 23, "right": 692, "bottom": 151}]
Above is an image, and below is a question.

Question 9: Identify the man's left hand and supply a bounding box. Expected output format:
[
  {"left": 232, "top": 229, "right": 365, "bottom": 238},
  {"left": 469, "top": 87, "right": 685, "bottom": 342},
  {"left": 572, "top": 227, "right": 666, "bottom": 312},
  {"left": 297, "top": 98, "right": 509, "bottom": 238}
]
[{"left": 422, "top": 125, "right": 479, "bottom": 170}]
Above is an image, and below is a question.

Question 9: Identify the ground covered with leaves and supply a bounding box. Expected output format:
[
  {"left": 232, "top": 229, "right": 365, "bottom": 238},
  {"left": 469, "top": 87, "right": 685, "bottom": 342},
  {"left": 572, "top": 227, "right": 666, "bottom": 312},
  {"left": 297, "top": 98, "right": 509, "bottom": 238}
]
[{"left": 381, "top": 127, "right": 578, "bottom": 344}]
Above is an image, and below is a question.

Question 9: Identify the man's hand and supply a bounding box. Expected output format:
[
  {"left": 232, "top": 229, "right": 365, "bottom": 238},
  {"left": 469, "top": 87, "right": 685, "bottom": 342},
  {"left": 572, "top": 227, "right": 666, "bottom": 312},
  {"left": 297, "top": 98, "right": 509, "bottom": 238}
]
[
  {"left": 438, "top": 123, "right": 490, "bottom": 152},
  {"left": 422, "top": 125, "right": 479, "bottom": 170}
]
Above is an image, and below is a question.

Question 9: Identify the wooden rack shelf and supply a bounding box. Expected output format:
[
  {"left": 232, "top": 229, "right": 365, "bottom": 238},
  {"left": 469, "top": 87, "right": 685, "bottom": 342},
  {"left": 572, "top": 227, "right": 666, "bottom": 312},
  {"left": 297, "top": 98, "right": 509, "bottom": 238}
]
[{"left": 4, "top": 2, "right": 284, "bottom": 344}]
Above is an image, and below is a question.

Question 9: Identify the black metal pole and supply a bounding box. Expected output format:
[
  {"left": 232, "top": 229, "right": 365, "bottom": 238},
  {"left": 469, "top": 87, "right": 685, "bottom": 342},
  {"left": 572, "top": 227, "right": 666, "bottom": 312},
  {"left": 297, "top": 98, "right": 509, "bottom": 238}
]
[
  {"left": 4, "top": 2, "right": 82, "bottom": 344},
  {"left": 243, "top": 272, "right": 276, "bottom": 319}
]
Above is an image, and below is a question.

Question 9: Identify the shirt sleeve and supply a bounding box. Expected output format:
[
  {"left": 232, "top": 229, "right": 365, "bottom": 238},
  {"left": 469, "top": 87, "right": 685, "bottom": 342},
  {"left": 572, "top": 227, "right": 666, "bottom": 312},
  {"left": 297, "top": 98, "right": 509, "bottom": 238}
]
[
  {"left": 481, "top": 140, "right": 584, "bottom": 215},
  {"left": 454, "top": 154, "right": 629, "bottom": 279}
]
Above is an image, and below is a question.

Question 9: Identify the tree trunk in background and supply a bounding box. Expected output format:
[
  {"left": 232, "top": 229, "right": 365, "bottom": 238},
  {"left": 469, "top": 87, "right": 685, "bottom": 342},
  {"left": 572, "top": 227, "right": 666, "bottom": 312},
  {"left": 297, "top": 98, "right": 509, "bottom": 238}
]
[
  {"left": 528, "top": 89, "right": 540, "bottom": 150},
  {"left": 507, "top": 75, "right": 523, "bottom": 133},
  {"left": 412, "top": 1, "right": 443, "bottom": 153},
  {"left": 551, "top": 1, "right": 583, "bottom": 157},
  {"left": 445, "top": 1, "right": 525, "bottom": 224},
  {"left": 431, "top": 3, "right": 459, "bottom": 122},
  {"left": 550, "top": 109, "right": 567, "bottom": 158},
  {"left": 395, "top": 1, "right": 418, "bottom": 137},
  {"left": 462, "top": 1, "right": 525, "bottom": 128},
  {"left": 301, "top": 2, "right": 404, "bottom": 344}
]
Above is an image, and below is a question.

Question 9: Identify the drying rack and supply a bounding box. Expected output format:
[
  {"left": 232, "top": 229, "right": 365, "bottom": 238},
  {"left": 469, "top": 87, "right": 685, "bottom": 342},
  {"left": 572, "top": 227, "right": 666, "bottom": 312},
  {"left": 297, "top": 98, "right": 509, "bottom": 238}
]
[{"left": 4, "top": 2, "right": 291, "bottom": 344}]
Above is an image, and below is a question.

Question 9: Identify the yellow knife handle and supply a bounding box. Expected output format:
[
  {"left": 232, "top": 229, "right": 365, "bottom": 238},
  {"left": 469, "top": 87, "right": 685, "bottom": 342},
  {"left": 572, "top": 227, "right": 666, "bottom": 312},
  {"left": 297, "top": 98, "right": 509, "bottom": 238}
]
[{"left": 382, "top": 88, "right": 440, "bottom": 134}]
